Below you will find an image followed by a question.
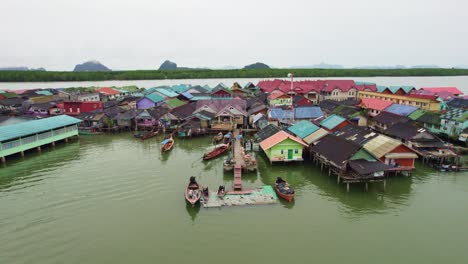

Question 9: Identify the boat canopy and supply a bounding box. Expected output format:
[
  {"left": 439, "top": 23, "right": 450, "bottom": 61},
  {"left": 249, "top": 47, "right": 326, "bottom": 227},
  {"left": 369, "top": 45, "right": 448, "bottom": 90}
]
[{"left": 160, "top": 138, "right": 171, "bottom": 144}]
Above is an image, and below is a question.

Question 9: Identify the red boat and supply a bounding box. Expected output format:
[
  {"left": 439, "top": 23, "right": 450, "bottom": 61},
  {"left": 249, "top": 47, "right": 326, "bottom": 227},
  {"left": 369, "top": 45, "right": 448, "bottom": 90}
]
[
  {"left": 185, "top": 177, "right": 201, "bottom": 206},
  {"left": 203, "top": 143, "right": 230, "bottom": 160},
  {"left": 160, "top": 136, "right": 174, "bottom": 152},
  {"left": 274, "top": 177, "right": 294, "bottom": 202}
]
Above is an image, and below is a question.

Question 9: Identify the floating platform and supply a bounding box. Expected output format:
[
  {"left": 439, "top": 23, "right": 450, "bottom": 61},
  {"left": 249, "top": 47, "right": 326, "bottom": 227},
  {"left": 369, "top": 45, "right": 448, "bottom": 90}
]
[{"left": 202, "top": 186, "right": 278, "bottom": 208}]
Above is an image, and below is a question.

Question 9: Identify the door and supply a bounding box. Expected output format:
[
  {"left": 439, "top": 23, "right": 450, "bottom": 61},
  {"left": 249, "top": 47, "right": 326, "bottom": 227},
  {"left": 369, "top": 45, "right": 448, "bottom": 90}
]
[{"left": 288, "top": 149, "right": 293, "bottom": 160}]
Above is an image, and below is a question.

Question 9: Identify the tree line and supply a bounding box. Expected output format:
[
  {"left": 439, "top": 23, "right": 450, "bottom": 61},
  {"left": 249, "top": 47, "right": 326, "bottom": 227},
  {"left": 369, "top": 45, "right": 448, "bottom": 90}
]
[{"left": 1, "top": 68, "right": 467, "bottom": 82}]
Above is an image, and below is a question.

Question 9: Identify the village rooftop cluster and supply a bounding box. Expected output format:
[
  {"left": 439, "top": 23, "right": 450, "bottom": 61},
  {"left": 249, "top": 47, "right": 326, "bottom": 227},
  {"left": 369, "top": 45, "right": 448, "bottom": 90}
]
[{"left": 0, "top": 79, "right": 466, "bottom": 189}]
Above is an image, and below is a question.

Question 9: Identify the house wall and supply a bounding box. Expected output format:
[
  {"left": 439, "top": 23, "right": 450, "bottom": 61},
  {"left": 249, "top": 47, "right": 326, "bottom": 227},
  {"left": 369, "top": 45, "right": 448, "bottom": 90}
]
[
  {"left": 320, "top": 88, "right": 357, "bottom": 102},
  {"left": 269, "top": 97, "right": 292, "bottom": 107},
  {"left": 265, "top": 138, "right": 304, "bottom": 162},
  {"left": 381, "top": 145, "right": 416, "bottom": 168},
  {"left": 440, "top": 119, "right": 468, "bottom": 138},
  {"left": 64, "top": 102, "right": 103, "bottom": 115},
  {"left": 137, "top": 98, "right": 156, "bottom": 110},
  {"left": 358, "top": 91, "right": 440, "bottom": 111}
]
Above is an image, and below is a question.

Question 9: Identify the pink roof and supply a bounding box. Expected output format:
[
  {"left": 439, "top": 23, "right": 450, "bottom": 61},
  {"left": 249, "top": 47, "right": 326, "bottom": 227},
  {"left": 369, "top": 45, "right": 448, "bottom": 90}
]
[
  {"left": 421, "top": 87, "right": 463, "bottom": 95},
  {"left": 360, "top": 98, "right": 393, "bottom": 111},
  {"left": 268, "top": 90, "right": 287, "bottom": 100},
  {"left": 97, "top": 87, "right": 120, "bottom": 95},
  {"left": 260, "top": 131, "right": 307, "bottom": 150},
  {"left": 355, "top": 84, "right": 377, "bottom": 92},
  {"left": 407, "top": 93, "right": 438, "bottom": 100}
]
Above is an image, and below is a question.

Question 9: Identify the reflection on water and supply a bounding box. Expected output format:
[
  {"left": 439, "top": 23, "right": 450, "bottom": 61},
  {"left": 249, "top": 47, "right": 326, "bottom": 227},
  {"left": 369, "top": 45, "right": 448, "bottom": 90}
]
[{"left": 1, "top": 133, "right": 467, "bottom": 264}]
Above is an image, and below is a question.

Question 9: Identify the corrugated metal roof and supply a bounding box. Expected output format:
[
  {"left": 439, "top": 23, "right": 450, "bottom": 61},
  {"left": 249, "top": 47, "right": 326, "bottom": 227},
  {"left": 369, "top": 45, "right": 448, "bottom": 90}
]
[
  {"left": 165, "top": 98, "right": 186, "bottom": 108},
  {"left": 0, "top": 115, "right": 81, "bottom": 142},
  {"left": 384, "top": 104, "right": 418, "bottom": 117},
  {"left": 408, "top": 109, "right": 426, "bottom": 120},
  {"left": 181, "top": 92, "right": 194, "bottom": 99},
  {"left": 35, "top": 90, "right": 53, "bottom": 96},
  {"left": 363, "top": 135, "right": 401, "bottom": 159},
  {"left": 287, "top": 120, "right": 319, "bottom": 139},
  {"left": 269, "top": 108, "right": 294, "bottom": 119},
  {"left": 146, "top": 93, "right": 165, "bottom": 103},
  {"left": 320, "top": 114, "right": 346, "bottom": 130},
  {"left": 155, "top": 88, "right": 178, "bottom": 98},
  {"left": 294, "top": 106, "right": 323, "bottom": 119},
  {"left": 303, "top": 128, "right": 329, "bottom": 145},
  {"left": 259, "top": 131, "right": 307, "bottom": 151}
]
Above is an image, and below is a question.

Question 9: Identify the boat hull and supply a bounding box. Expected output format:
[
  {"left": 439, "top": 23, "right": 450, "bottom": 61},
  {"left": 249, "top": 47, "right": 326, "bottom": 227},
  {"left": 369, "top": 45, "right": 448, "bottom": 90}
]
[
  {"left": 203, "top": 144, "right": 230, "bottom": 160},
  {"left": 274, "top": 184, "right": 294, "bottom": 202}
]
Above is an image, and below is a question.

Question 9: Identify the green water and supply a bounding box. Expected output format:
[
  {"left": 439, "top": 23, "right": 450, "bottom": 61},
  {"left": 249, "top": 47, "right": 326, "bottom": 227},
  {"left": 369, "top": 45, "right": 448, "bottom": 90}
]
[{"left": 1, "top": 134, "right": 467, "bottom": 264}]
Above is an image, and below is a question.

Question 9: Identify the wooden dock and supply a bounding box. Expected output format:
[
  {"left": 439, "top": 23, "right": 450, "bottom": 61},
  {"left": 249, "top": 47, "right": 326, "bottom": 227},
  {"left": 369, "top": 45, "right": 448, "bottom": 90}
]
[{"left": 202, "top": 186, "right": 278, "bottom": 208}]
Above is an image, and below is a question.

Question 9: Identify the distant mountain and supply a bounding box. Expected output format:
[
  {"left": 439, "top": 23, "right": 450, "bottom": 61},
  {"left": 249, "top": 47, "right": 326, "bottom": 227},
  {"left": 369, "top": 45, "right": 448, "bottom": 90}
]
[
  {"left": 291, "top": 63, "right": 343, "bottom": 69},
  {"left": 357, "top": 65, "right": 407, "bottom": 69},
  {"left": 410, "top": 65, "right": 441, "bottom": 69},
  {"left": 243, "top": 62, "right": 270, "bottom": 69},
  {"left": 0, "top": 67, "right": 46, "bottom": 71},
  {"left": 454, "top": 65, "right": 468, "bottom": 69},
  {"left": 159, "top": 60, "right": 178, "bottom": 70},
  {"left": 73, "top": 60, "right": 111, "bottom": 72}
]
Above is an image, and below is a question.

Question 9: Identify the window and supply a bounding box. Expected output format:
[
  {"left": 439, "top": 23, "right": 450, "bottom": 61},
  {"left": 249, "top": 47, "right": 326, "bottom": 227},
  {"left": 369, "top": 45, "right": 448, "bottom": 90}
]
[
  {"left": 294, "top": 149, "right": 299, "bottom": 154},
  {"left": 280, "top": 150, "right": 284, "bottom": 154}
]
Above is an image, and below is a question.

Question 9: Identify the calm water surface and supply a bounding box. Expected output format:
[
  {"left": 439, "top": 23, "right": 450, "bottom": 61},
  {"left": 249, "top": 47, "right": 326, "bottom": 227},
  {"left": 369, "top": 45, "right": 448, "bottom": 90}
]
[{"left": 0, "top": 134, "right": 467, "bottom": 264}]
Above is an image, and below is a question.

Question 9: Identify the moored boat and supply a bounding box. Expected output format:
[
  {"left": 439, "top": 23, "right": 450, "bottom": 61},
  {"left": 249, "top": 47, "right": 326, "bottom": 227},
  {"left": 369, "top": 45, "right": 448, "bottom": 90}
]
[
  {"left": 217, "top": 185, "right": 226, "bottom": 198},
  {"left": 202, "top": 187, "right": 210, "bottom": 202},
  {"left": 185, "top": 176, "right": 201, "bottom": 206},
  {"left": 274, "top": 177, "right": 294, "bottom": 202},
  {"left": 203, "top": 143, "right": 230, "bottom": 160},
  {"left": 160, "top": 136, "right": 174, "bottom": 152},
  {"left": 134, "top": 130, "right": 159, "bottom": 140}
]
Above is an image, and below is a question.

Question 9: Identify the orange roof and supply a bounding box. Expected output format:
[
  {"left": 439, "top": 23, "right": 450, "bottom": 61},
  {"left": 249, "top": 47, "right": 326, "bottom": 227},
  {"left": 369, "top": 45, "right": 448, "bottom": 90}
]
[
  {"left": 360, "top": 98, "right": 393, "bottom": 111},
  {"left": 259, "top": 131, "right": 307, "bottom": 150},
  {"left": 96, "top": 87, "right": 120, "bottom": 95}
]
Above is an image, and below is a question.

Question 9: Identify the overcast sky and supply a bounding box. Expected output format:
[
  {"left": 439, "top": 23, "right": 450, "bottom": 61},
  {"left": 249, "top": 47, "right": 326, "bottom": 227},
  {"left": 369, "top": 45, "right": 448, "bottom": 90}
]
[{"left": 1, "top": 0, "right": 467, "bottom": 71}]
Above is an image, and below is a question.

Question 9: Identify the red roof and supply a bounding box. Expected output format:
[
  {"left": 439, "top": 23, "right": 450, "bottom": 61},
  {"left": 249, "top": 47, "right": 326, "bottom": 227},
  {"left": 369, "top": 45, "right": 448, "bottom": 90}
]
[
  {"left": 268, "top": 90, "right": 287, "bottom": 100},
  {"left": 257, "top": 79, "right": 375, "bottom": 94},
  {"left": 259, "top": 131, "right": 307, "bottom": 150},
  {"left": 420, "top": 87, "right": 463, "bottom": 95},
  {"left": 359, "top": 98, "right": 393, "bottom": 111},
  {"left": 97, "top": 87, "right": 120, "bottom": 95},
  {"left": 407, "top": 93, "right": 438, "bottom": 100}
]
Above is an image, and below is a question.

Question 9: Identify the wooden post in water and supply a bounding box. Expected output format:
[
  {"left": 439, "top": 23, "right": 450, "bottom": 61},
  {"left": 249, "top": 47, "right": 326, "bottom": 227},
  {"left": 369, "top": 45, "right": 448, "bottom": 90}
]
[
  {"left": 1, "top": 157, "right": 5, "bottom": 164},
  {"left": 37, "top": 146, "right": 41, "bottom": 153},
  {"left": 65, "top": 138, "right": 69, "bottom": 143},
  {"left": 20, "top": 151, "right": 25, "bottom": 157},
  {"left": 365, "top": 182, "right": 368, "bottom": 192},
  {"left": 383, "top": 179, "right": 386, "bottom": 191},
  {"left": 346, "top": 183, "right": 350, "bottom": 192},
  {"left": 51, "top": 141, "right": 55, "bottom": 147}
]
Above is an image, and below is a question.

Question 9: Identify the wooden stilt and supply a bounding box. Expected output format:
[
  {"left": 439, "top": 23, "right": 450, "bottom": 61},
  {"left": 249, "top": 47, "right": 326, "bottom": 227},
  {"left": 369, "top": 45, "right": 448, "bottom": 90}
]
[
  {"left": 20, "top": 151, "right": 25, "bottom": 157},
  {"left": 328, "top": 168, "right": 332, "bottom": 176},
  {"left": 383, "top": 179, "right": 386, "bottom": 191},
  {"left": 346, "top": 183, "right": 350, "bottom": 192},
  {"left": 337, "top": 175, "right": 340, "bottom": 184},
  {"left": 37, "top": 146, "right": 41, "bottom": 152},
  {"left": 51, "top": 141, "right": 56, "bottom": 147},
  {"left": 65, "top": 138, "right": 69, "bottom": 143},
  {"left": 365, "top": 182, "right": 368, "bottom": 191},
  {"left": 1, "top": 157, "right": 5, "bottom": 163}
]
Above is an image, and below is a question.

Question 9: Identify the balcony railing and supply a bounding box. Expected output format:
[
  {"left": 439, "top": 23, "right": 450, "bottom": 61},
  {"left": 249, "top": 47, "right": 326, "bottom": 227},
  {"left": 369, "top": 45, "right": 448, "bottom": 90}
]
[{"left": 1, "top": 125, "right": 77, "bottom": 151}]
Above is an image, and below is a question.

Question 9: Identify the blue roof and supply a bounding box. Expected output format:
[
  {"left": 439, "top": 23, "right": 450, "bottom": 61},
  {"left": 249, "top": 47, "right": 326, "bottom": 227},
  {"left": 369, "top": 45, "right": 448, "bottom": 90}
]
[
  {"left": 0, "top": 115, "right": 82, "bottom": 142},
  {"left": 269, "top": 108, "right": 294, "bottom": 119},
  {"left": 170, "top": 84, "right": 190, "bottom": 94},
  {"left": 181, "top": 92, "right": 194, "bottom": 99},
  {"left": 320, "top": 114, "right": 346, "bottom": 130},
  {"left": 355, "top": 81, "right": 376, "bottom": 85},
  {"left": 294, "top": 106, "right": 323, "bottom": 119},
  {"left": 36, "top": 90, "right": 53, "bottom": 96},
  {"left": 287, "top": 120, "right": 320, "bottom": 139},
  {"left": 384, "top": 104, "right": 418, "bottom": 117}
]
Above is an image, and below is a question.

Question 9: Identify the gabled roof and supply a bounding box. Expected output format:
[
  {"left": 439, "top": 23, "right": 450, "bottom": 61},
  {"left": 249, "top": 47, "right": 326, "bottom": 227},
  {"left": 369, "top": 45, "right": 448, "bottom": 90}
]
[
  {"left": 359, "top": 98, "right": 393, "bottom": 111},
  {"left": 310, "top": 134, "right": 361, "bottom": 166},
  {"left": 287, "top": 120, "right": 320, "bottom": 139},
  {"left": 303, "top": 128, "right": 329, "bottom": 145},
  {"left": 255, "top": 124, "right": 282, "bottom": 142},
  {"left": 0, "top": 115, "right": 82, "bottom": 142},
  {"left": 385, "top": 122, "right": 438, "bottom": 141},
  {"left": 415, "top": 111, "right": 441, "bottom": 125},
  {"left": 97, "top": 87, "right": 120, "bottom": 96},
  {"left": 144, "top": 93, "right": 165, "bottom": 103},
  {"left": 259, "top": 131, "right": 307, "bottom": 150},
  {"left": 318, "top": 100, "right": 340, "bottom": 113},
  {"left": 333, "top": 124, "right": 378, "bottom": 146},
  {"left": 155, "top": 88, "right": 179, "bottom": 98},
  {"left": 363, "top": 135, "right": 404, "bottom": 159},
  {"left": 171, "top": 102, "right": 197, "bottom": 119},
  {"left": 348, "top": 159, "right": 390, "bottom": 175},
  {"left": 268, "top": 90, "right": 287, "bottom": 100},
  {"left": 373, "top": 111, "right": 410, "bottom": 125},
  {"left": 384, "top": 104, "right": 418, "bottom": 117},
  {"left": 195, "top": 99, "right": 246, "bottom": 112},
  {"left": 408, "top": 109, "right": 426, "bottom": 121},
  {"left": 165, "top": 98, "right": 186, "bottom": 108},
  {"left": 294, "top": 106, "right": 324, "bottom": 119},
  {"left": 332, "top": 105, "right": 362, "bottom": 119},
  {"left": 268, "top": 108, "right": 294, "bottom": 120},
  {"left": 421, "top": 87, "right": 463, "bottom": 95},
  {"left": 320, "top": 114, "right": 347, "bottom": 130}
]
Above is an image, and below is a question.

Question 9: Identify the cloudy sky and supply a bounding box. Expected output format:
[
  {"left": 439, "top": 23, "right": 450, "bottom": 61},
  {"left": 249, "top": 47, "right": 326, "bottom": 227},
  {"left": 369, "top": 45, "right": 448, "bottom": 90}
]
[{"left": 1, "top": 0, "right": 467, "bottom": 70}]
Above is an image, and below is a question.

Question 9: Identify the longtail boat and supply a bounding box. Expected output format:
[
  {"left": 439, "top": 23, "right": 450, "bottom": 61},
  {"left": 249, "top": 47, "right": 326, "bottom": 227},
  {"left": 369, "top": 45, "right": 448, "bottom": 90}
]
[
  {"left": 203, "top": 143, "right": 230, "bottom": 161},
  {"left": 274, "top": 177, "right": 295, "bottom": 202},
  {"left": 134, "top": 130, "right": 159, "bottom": 140},
  {"left": 185, "top": 176, "right": 201, "bottom": 206},
  {"left": 160, "top": 136, "right": 174, "bottom": 152}
]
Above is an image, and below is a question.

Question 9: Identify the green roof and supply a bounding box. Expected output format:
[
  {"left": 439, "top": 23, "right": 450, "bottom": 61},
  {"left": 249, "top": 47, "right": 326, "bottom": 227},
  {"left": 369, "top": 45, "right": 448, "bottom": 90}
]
[
  {"left": 377, "top": 85, "right": 415, "bottom": 94},
  {"left": 0, "top": 115, "right": 82, "bottom": 142},
  {"left": 155, "top": 88, "right": 178, "bottom": 98},
  {"left": 166, "top": 98, "right": 186, "bottom": 108},
  {"left": 287, "top": 121, "right": 320, "bottom": 139},
  {"left": 350, "top": 149, "right": 377, "bottom": 161},
  {"left": 2, "top": 92, "right": 18, "bottom": 98},
  {"left": 408, "top": 109, "right": 426, "bottom": 121},
  {"left": 169, "top": 85, "right": 190, "bottom": 94},
  {"left": 146, "top": 93, "right": 165, "bottom": 103},
  {"left": 36, "top": 90, "right": 53, "bottom": 96},
  {"left": 320, "top": 114, "right": 347, "bottom": 130}
]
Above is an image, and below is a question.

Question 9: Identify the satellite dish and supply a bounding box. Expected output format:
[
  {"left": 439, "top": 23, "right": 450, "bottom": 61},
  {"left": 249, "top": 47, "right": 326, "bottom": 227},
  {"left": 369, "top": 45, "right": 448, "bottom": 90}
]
[{"left": 287, "top": 73, "right": 293, "bottom": 78}]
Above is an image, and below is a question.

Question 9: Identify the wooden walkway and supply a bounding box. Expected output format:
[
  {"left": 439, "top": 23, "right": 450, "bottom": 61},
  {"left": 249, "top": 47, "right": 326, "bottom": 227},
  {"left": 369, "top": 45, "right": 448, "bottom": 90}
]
[{"left": 233, "top": 129, "right": 243, "bottom": 190}]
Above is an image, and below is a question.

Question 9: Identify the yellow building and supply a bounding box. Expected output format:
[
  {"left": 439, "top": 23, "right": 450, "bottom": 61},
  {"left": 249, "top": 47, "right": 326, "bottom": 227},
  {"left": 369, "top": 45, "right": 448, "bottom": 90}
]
[{"left": 358, "top": 91, "right": 440, "bottom": 111}]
